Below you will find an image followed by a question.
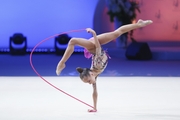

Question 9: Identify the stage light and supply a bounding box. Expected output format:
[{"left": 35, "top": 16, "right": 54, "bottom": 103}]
[
  {"left": 54, "top": 34, "right": 71, "bottom": 55},
  {"left": 9, "top": 33, "right": 27, "bottom": 55}
]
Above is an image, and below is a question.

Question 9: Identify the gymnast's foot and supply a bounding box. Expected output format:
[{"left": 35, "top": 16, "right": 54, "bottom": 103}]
[
  {"left": 56, "top": 62, "right": 66, "bottom": 75},
  {"left": 137, "top": 19, "right": 153, "bottom": 27}
]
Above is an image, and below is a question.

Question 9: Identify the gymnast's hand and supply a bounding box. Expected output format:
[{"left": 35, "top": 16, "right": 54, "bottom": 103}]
[
  {"left": 88, "top": 109, "right": 97, "bottom": 112},
  {"left": 86, "top": 28, "right": 96, "bottom": 35}
]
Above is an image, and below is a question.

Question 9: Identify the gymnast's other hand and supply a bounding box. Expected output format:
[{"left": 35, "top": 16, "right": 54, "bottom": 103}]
[
  {"left": 56, "top": 62, "right": 66, "bottom": 75},
  {"left": 86, "top": 28, "right": 96, "bottom": 34}
]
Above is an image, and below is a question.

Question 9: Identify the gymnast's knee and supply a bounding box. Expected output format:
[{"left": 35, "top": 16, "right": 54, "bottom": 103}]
[{"left": 68, "top": 38, "right": 77, "bottom": 45}]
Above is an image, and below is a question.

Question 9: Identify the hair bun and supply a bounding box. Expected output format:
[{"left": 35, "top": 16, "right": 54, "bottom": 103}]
[{"left": 76, "top": 67, "right": 83, "bottom": 73}]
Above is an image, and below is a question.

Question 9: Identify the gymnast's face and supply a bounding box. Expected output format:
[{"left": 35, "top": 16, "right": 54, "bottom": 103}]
[{"left": 82, "top": 74, "right": 96, "bottom": 84}]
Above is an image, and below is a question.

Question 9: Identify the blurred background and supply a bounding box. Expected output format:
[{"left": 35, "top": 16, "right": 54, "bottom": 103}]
[{"left": 0, "top": 0, "right": 180, "bottom": 77}]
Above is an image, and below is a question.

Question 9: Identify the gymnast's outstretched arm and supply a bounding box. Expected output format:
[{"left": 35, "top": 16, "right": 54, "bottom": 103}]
[{"left": 86, "top": 28, "right": 101, "bottom": 56}]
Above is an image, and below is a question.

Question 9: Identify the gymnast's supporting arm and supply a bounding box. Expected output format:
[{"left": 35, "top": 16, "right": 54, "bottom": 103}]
[{"left": 88, "top": 83, "right": 98, "bottom": 112}]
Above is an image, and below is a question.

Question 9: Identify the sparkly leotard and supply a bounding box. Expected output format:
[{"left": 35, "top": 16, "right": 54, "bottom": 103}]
[{"left": 84, "top": 48, "right": 111, "bottom": 73}]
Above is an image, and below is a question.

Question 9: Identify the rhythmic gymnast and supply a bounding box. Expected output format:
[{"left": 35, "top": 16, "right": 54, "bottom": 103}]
[{"left": 56, "top": 19, "right": 153, "bottom": 112}]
